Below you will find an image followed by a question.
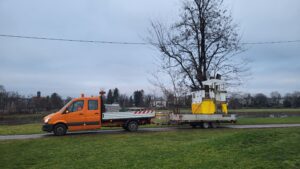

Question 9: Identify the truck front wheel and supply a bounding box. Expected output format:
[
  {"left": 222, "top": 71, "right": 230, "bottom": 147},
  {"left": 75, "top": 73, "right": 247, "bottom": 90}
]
[
  {"left": 54, "top": 124, "right": 67, "bottom": 136},
  {"left": 127, "top": 121, "right": 138, "bottom": 132}
]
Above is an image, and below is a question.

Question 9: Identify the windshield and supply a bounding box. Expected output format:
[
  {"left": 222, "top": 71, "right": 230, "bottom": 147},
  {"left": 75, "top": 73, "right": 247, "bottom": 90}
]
[{"left": 58, "top": 99, "right": 74, "bottom": 113}]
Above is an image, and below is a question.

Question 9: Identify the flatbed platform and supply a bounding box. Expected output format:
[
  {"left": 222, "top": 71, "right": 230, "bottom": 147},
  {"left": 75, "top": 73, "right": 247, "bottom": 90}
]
[{"left": 169, "top": 113, "right": 237, "bottom": 124}]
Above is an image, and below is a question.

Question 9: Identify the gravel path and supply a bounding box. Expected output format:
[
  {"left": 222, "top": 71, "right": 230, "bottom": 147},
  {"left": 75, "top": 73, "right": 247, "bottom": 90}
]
[{"left": 1, "top": 124, "right": 300, "bottom": 141}]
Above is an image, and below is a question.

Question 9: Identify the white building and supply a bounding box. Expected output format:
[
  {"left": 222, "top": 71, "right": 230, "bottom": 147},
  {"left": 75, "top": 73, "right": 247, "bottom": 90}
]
[
  {"left": 151, "top": 100, "right": 167, "bottom": 108},
  {"left": 105, "top": 104, "right": 121, "bottom": 112}
]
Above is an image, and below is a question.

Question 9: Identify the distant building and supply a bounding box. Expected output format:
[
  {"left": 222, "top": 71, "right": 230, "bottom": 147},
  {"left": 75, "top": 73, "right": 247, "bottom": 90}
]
[
  {"left": 105, "top": 104, "right": 121, "bottom": 112},
  {"left": 151, "top": 99, "right": 167, "bottom": 108},
  {"left": 279, "top": 98, "right": 285, "bottom": 105}
]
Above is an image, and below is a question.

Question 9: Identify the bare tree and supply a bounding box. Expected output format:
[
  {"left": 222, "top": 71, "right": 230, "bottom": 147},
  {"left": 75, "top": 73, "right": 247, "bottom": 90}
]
[
  {"left": 150, "top": 65, "right": 189, "bottom": 108},
  {"left": 148, "top": 0, "right": 247, "bottom": 91}
]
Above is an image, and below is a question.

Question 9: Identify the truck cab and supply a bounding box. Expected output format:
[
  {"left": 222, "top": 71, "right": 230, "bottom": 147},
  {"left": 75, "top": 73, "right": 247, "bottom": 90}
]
[{"left": 42, "top": 92, "right": 155, "bottom": 136}]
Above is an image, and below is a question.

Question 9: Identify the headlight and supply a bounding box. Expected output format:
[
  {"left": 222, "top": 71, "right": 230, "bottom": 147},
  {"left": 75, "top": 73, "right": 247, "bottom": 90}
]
[{"left": 44, "top": 118, "right": 50, "bottom": 123}]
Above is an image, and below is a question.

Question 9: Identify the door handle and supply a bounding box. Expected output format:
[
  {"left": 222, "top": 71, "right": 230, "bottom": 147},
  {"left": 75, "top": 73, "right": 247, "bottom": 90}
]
[
  {"left": 95, "top": 113, "right": 99, "bottom": 115},
  {"left": 79, "top": 113, "right": 83, "bottom": 115}
]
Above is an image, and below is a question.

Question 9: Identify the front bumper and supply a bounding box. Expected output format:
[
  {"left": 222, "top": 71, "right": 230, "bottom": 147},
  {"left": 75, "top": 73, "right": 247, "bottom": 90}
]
[{"left": 42, "top": 124, "right": 54, "bottom": 132}]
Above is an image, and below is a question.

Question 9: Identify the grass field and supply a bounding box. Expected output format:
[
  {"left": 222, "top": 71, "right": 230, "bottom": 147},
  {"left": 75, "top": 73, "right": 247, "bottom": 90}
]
[
  {"left": 230, "top": 108, "right": 300, "bottom": 113},
  {"left": 0, "top": 123, "right": 43, "bottom": 135},
  {"left": 1, "top": 117, "right": 300, "bottom": 135},
  {"left": 0, "top": 128, "right": 299, "bottom": 169},
  {"left": 236, "top": 116, "right": 300, "bottom": 125}
]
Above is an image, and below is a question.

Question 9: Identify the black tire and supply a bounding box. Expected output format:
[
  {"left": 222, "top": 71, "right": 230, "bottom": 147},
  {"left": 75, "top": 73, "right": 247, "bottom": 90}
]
[
  {"left": 126, "top": 121, "right": 139, "bottom": 132},
  {"left": 202, "top": 122, "right": 210, "bottom": 129},
  {"left": 54, "top": 124, "right": 67, "bottom": 136},
  {"left": 122, "top": 125, "right": 128, "bottom": 131},
  {"left": 190, "top": 124, "right": 197, "bottom": 128}
]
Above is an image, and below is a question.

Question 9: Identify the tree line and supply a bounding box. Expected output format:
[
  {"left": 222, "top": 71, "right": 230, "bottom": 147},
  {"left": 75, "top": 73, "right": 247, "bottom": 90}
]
[
  {"left": 105, "top": 89, "right": 154, "bottom": 108},
  {"left": 0, "top": 85, "right": 161, "bottom": 114},
  {"left": 106, "top": 88, "right": 191, "bottom": 109},
  {"left": 228, "top": 91, "right": 300, "bottom": 109},
  {"left": 2, "top": 83, "right": 300, "bottom": 115},
  {"left": 0, "top": 85, "right": 66, "bottom": 114}
]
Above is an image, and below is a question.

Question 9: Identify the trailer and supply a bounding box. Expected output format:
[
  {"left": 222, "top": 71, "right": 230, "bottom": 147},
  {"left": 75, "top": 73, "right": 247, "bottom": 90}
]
[
  {"left": 169, "top": 113, "right": 236, "bottom": 128},
  {"left": 168, "top": 76, "right": 237, "bottom": 128}
]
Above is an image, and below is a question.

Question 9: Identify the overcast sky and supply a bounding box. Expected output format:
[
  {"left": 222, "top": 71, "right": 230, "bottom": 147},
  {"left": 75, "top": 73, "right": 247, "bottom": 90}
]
[{"left": 0, "top": 0, "right": 299, "bottom": 98}]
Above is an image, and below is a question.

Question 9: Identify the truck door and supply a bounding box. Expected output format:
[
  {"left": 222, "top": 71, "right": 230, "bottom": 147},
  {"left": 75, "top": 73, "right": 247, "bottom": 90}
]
[
  {"left": 64, "top": 100, "right": 85, "bottom": 131},
  {"left": 84, "top": 99, "right": 101, "bottom": 130}
]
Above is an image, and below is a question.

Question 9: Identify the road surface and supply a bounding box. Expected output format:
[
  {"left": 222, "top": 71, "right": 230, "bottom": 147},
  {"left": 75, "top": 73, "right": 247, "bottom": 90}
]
[{"left": 1, "top": 124, "right": 300, "bottom": 141}]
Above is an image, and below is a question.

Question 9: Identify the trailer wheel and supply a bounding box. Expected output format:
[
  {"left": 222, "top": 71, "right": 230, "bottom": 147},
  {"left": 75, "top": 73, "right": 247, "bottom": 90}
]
[
  {"left": 190, "top": 123, "right": 198, "bottom": 128},
  {"left": 122, "top": 125, "right": 128, "bottom": 131},
  {"left": 191, "top": 124, "right": 197, "bottom": 128},
  {"left": 202, "top": 122, "right": 210, "bottom": 129},
  {"left": 53, "top": 124, "right": 67, "bottom": 136},
  {"left": 127, "top": 121, "right": 139, "bottom": 132}
]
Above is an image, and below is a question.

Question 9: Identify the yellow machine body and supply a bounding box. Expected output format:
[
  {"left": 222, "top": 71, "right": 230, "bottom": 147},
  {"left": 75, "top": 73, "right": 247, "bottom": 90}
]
[
  {"left": 192, "top": 99, "right": 216, "bottom": 115},
  {"left": 221, "top": 103, "right": 228, "bottom": 114}
]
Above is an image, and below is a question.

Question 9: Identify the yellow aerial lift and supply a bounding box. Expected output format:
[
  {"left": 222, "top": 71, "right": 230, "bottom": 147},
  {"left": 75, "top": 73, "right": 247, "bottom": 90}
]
[{"left": 169, "top": 77, "right": 236, "bottom": 128}]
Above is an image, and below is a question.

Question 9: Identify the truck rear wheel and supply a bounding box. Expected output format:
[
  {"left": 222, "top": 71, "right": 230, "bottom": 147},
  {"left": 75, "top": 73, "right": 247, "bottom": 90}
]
[
  {"left": 127, "top": 121, "right": 138, "bottom": 132},
  {"left": 54, "top": 124, "right": 67, "bottom": 136}
]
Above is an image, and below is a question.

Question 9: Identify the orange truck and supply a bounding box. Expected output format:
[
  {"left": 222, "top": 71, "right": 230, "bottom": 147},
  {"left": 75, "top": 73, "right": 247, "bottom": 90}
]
[{"left": 42, "top": 92, "right": 155, "bottom": 136}]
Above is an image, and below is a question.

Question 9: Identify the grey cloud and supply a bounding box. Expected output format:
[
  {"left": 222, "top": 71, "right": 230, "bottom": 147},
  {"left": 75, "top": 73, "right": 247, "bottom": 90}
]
[{"left": 0, "top": 0, "right": 299, "bottom": 97}]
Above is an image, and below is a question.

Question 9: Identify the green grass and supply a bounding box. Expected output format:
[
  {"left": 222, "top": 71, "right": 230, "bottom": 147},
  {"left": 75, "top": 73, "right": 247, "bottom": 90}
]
[
  {"left": 0, "top": 128, "right": 299, "bottom": 169},
  {"left": 0, "top": 123, "right": 43, "bottom": 135},
  {"left": 237, "top": 116, "right": 300, "bottom": 125},
  {"left": 230, "top": 108, "right": 300, "bottom": 113}
]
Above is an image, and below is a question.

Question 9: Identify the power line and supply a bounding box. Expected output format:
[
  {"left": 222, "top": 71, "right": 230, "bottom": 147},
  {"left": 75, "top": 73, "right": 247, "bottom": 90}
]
[
  {"left": 0, "top": 34, "right": 299, "bottom": 45},
  {"left": 0, "top": 34, "right": 148, "bottom": 45},
  {"left": 242, "top": 40, "right": 300, "bottom": 45}
]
